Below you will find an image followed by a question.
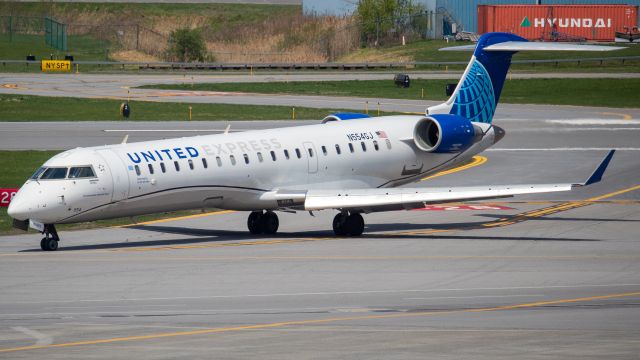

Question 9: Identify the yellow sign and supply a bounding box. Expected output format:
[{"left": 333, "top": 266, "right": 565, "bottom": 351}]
[{"left": 41, "top": 60, "right": 71, "bottom": 72}]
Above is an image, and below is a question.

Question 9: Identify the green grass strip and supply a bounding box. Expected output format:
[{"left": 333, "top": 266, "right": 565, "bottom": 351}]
[{"left": 0, "top": 94, "right": 353, "bottom": 121}]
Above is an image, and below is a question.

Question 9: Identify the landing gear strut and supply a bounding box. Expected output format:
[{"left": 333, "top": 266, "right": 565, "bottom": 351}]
[
  {"left": 247, "top": 211, "right": 279, "bottom": 235},
  {"left": 40, "top": 224, "right": 59, "bottom": 251},
  {"left": 333, "top": 212, "right": 364, "bottom": 236}
]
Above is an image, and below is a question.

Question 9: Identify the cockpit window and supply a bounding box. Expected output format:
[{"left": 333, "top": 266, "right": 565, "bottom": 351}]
[
  {"left": 40, "top": 167, "right": 68, "bottom": 180},
  {"left": 30, "top": 167, "right": 46, "bottom": 180},
  {"left": 68, "top": 166, "right": 95, "bottom": 179}
]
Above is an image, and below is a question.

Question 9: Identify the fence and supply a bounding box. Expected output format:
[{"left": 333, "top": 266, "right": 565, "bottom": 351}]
[
  {"left": 0, "top": 15, "right": 43, "bottom": 42},
  {"left": 44, "top": 17, "right": 66, "bottom": 51}
]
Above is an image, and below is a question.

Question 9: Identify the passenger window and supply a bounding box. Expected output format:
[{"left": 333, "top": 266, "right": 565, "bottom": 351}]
[
  {"left": 349, "top": 143, "right": 354, "bottom": 153},
  {"left": 335, "top": 144, "right": 341, "bottom": 155},
  {"left": 160, "top": 162, "right": 166, "bottom": 173},
  {"left": 257, "top": 152, "right": 264, "bottom": 162},
  {"left": 230, "top": 155, "right": 236, "bottom": 165},
  {"left": 148, "top": 164, "right": 154, "bottom": 175},
  {"left": 295, "top": 148, "right": 301, "bottom": 159},
  {"left": 308, "top": 148, "right": 314, "bottom": 157},
  {"left": 30, "top": 167, "right": 46, "bottom": 180},
  {"left": 188, "top": 159, "right": 194, "bottom": 170},
  {"left": 373, "top": 140, "right": 379, "bottom": 151},
  {"left": 216, "top": 156, "right": 222, "bottom": 167},
  {"left": 361, "top": 142, "right": 367, "bottom": 152},
  {"left": 174, "top": 161, "right": 180, "bottom": 171},
  {"left": 134, "top": 165, "right": 141, "bottom": 176},
  {"left": 243, "top": 154, "right": 250, "bottom": 164},
  {"left": 284, "top": 149, "right": 290, "bottom": 160},
  {"left": 386, "top": 139, "right": 392, "bottom": 149},
  {"left": 202, "top": 158, "right": 208, "bottom": 169},
  {"left": 270, "top": 151, "right": 277, "bottom": 161},
  {"left": 321, "top": 146, "right": 327, "bottom": 156},
  {"left": 40, "top": 167, "right": 68, "bottom": 180},
  {"left": 68, "top": 166, "right": 95, "bottom": 178}
]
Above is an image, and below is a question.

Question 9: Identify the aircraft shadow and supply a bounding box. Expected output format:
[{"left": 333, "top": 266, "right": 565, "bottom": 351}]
[{"left": 19, "top": 219, "right": 600, "bottom": 252}]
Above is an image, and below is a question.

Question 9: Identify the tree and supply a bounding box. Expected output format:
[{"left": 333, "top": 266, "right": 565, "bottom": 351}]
[
  {"left": 357, "top": 0, "right": 424, "bottom": 47},
  {"left": 166, "top": 28, "right": 207, "bottom": 62}
]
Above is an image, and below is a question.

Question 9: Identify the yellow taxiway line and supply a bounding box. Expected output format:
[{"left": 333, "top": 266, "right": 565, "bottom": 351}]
[
  {"left": 421, "top": 155, "right": 487, "bottom": 182},
  {"left": 1, "top": 291, "right": 638, "bottom": 354}
]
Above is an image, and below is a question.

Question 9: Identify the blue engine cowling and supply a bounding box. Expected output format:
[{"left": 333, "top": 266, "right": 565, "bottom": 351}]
[
  {"left": 322, "top": 113, "right": 371, "bottom": 123},
  {"left": 413, "top": 114, "right": 477, "bottom": 153}
]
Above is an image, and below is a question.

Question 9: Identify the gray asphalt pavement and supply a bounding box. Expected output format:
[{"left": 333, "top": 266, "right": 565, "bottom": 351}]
[
  {"left": 0, "top": 103, "right": 638, "bottom": 150},
  {"left": 1, "top": 72, "right": 640, "bottom": 115},
  {"left": 0, "top": 104, "right": 639, "bottom": 358}
]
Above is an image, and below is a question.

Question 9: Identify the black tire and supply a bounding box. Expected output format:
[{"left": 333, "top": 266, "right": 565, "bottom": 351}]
[
  {"left": 247, "top": 211, "right": 263, "bottom": 234},
  {"left": 332, "top": 213, "right": 347, "bottom": 236},
  {"left": 40, "top": 237, "right": 58, "bottom": 251},
  {"left": 345, "top": 213, "right": 364, "bottom": 237},
  {"left": 262, "top": 212, "right": 279, "bottom": 235}
]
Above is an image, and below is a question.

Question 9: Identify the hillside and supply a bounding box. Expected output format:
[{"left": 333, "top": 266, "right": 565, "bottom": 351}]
[{"left": 0, "top": 2, "right": 357, "bottom": 63}]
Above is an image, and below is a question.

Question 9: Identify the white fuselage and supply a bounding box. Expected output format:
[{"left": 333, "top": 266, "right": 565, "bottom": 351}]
[{"left": 8, "top": 115, "right": 498, "bottom": 225}]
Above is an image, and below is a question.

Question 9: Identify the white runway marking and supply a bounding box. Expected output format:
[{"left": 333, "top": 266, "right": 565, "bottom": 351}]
[
  {"left": 547, "top": 119, "right": 640, "bottom": 125},
  {"left": 103, "top": 129, "right": 241, "bottom": 132},
  {"left": 404, "top": 294, "right": 544, "bottom": 300},
  {"left": 11, "top": 327, "right": 52, "bottom": 346}
]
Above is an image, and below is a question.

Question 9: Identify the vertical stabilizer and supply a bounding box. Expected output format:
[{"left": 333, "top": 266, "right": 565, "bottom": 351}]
[{"left": 427, "top": 33, "right": 527, "bottom": 124}]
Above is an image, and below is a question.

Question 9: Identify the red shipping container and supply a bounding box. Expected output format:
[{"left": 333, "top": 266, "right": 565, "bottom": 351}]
[{"left": 478, "top": 5, "right": 638, "bottom": 41}]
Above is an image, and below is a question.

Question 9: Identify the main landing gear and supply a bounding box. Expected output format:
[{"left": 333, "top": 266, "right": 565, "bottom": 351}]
[
  {"left": 40, "top": 224, "right": 59, "bottom": 251},
  {"left": 245, "top": 211, "right": 365, "bottom": 237},
  {"left": 333, "top": 212, "right": 364, "bottom": 237},
  {"left": 247, "top": 211, "right": 279, "bottom": 235}
]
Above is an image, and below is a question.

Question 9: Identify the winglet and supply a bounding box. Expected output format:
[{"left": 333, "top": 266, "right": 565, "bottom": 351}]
[{"left": 577, "top": 150, "right": 615, "bottom": 187}]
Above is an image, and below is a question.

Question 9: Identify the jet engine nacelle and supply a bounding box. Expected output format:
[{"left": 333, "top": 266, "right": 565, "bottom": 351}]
[{"left": 413, "top": 114, "right": 478, "bottom": 153}]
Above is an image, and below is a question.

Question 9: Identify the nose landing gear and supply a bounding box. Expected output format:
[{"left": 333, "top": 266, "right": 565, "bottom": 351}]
[
  {"left": 40, "top": 224, "right": 59, "bottom": 251},
  {"left": 333, "top": 212, "right": 364, "bottom": 236},
  {"left": 247, "top": 211, "right": 279, "bottom": 235}
]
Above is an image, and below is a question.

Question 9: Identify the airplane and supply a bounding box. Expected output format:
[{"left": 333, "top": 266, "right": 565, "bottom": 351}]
[{"left": 7, "top": 32, "right": 621, "bottom": 251}]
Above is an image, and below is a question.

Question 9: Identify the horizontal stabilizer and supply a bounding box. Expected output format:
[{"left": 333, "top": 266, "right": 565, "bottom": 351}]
[
  {"left": 441, "top": 42, "right": 626, "bottom": 52},
  {"left": 484, "top": 42, "right": 626, "bottom": 52}
]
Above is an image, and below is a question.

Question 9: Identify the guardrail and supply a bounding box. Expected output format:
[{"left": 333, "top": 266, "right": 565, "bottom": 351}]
[{"left": 2, "top": 56, "right": 639, "bottom": 71}]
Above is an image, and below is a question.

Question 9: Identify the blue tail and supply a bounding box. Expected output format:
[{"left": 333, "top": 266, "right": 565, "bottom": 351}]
[{"left": 428, "top": 32, "right": 527, "bottom": 124}]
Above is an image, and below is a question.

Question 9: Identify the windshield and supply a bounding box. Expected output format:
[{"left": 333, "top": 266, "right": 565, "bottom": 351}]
[
  {"left": 40, "top": 167, "right": 68, "bottom": 180},
  {"left": 69, "top": 166, "right": 95, "bottom": 178},
  {"left": 30, "top": 167, "right": 46, "bottom": 180}
]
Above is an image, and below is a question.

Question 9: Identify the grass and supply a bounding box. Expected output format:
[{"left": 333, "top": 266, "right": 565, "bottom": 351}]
[
  {"left": 0, "top": 150, "right": 221, "bottom": 235},
  {"left": 0, "top": 94, "right": 356, "bottom": 121},
  {"left": 142, "top": 78, "right": 640, "bottom": 108},
  {"left": 0, "top": 34, "right": 110, "bottom": 62}
]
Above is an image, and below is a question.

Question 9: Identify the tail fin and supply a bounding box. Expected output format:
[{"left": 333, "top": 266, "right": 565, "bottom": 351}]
[
  {"left": 426, "top": 32, "right": 624, "bottom": 124},
  {"left": 427, "top": 33, "right": 526, "bottom": 124}
]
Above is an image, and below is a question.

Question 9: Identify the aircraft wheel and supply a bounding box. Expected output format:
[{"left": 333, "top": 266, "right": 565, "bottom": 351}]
[
  {"left": 247, "top": 211, "right": 264, "bottom": 234},
  {"left": 40, "top": 237, "right": 58, "bottom": 251},
  {"left": 345, "top": 213, "right": 364, "bottom": 237},
  {"left": 262, "top": 212, "right": 279, "bottom": 235},
  {"left": 332, "top": 213, "right": 347, "bottom": 236}
]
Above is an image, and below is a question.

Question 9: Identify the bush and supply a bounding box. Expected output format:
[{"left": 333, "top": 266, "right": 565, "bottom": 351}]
[{"left": 166, "top": 28, "right": 208, "bottom": 62}]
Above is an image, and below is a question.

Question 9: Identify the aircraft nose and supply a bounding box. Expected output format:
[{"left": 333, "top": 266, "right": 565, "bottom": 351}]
[
  {"left": 7, "top": 196, "right": 29, "bottom": 221},
  {"left": 492, "top": 125, "right": 506, "bottom": 144}
]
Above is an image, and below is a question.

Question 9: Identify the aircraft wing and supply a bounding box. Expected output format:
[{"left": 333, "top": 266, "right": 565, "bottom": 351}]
[
  {"left": 303, "top": 184, "right": 570, "bottom": 212},
  {"left": 266, "top": 150, "right": 614, "bottom": 213}
]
